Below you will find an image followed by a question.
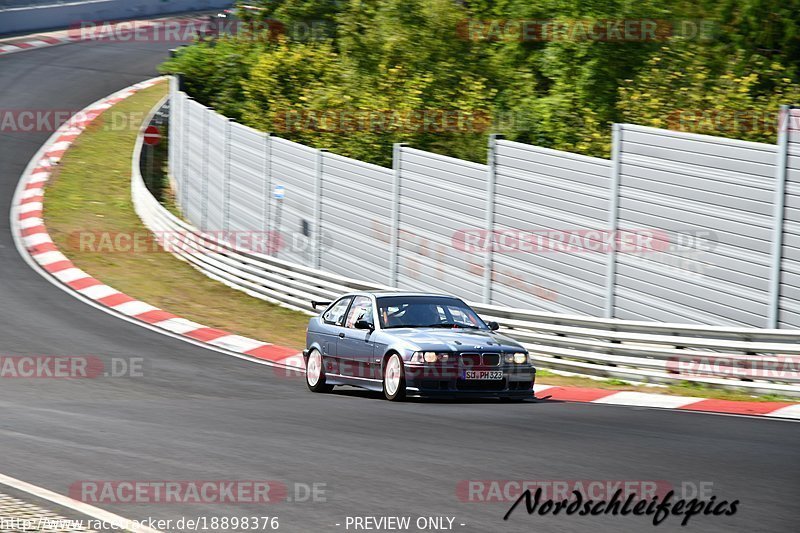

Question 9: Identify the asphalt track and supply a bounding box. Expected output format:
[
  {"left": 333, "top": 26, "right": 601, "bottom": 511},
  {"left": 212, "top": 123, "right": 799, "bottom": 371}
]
[{"left": 0, "top": 38, "right": 798, "bottom": 533}]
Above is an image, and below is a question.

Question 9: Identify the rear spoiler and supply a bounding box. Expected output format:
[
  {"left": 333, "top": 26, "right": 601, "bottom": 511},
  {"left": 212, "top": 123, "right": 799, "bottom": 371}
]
[{"left": 311, "top": 300, "right": 332, "bottom": 310}]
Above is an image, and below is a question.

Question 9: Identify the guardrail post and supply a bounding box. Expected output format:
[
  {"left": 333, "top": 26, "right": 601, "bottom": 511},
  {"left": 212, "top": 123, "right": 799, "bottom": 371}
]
[
  {"left": 180, "top": 97, "right": 192, "bottom": 212},
  {"left": 767, "top": 105, "right": 791, "bottom": 329},
  {"left": 263, "top": 132, "right": 272, "bottom": 238},
  {"left": 167, "top": 77, "right": 177, "bottom": 195},
  {"left": 222, "top": 118, "right": 233, "bottom": 235},
  {"left": 483, "top": 134, "right": 502, "bottom": 304},
  {"left": 314, "top": 149, "right": 327, "bottom": 269},
  {"left": 389, "top": 143, "right": 407, "bottom": 287},
  {"left": 604, "top": 124, "right": 623, "bottom": 318},
  {"left": 200, "top": 107, "right": 210, "bottom": 231}
]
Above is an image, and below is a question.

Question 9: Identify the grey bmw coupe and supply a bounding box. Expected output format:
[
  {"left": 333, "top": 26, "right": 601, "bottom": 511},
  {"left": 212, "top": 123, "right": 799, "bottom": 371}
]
[{"left": 303, "top": 292, "right": 536, "bottom": 401}]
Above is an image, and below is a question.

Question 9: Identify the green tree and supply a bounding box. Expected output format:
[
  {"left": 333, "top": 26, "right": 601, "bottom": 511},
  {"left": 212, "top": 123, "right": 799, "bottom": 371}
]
[{"left": 160, "top": 0, "right": 800, "bottom": 164}]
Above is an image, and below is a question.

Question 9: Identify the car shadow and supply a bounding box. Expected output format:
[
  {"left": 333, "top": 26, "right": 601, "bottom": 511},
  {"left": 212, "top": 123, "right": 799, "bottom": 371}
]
[{"left": 329, "top": 387, "right": 562, "bottom": 405}]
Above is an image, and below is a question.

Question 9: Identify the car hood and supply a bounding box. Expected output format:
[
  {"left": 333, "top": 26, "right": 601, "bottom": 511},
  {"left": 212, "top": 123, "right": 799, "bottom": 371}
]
[{"left": 383, "top": 327, "right": 524, "bottom": 352}]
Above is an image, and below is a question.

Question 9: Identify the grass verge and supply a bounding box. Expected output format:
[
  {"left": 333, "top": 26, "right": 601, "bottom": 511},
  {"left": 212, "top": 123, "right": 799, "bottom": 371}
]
[
  {"left": 41, "top": 82, "right": 796, "bottom": 403},
  {"left": 43, "top": 81, "right": 309, "bottom": 349}
]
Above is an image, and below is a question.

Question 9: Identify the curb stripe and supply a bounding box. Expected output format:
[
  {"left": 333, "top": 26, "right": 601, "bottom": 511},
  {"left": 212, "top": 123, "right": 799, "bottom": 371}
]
[
  {"left": 539, "top": 387, "right": 620, "bottom": 403},
  {"left": 246, "top": 344, "right": 301, "bottom": 362},
  {"left": 77, "top": 285, "right": 119, "bottom": 300},
  {"left": 185, "top": 328, "right": 230, "bottom": 343},
  {"left": 135, "top": 310, "right": 179, "bottom": 324},
  {"left": 21, "top": 225, "right": 47, "bottom": 237},
  {"left": 97, "top": 293, "right": 136, "bottom": 307},
  {"left": 679, "top": 399, "right": 797, "bottom": 415},
  {"left": 28, "top": 242, "right": 58, "bottom": 254},
  {"left": 767, "top": 404, "right": 800, "bottom": 418},
  {"left": 592, "top": 391, "right": 703, "bottom": 409},
  {"left": 42, "top": 260, "right": 75, "bottom": 273},
  {"left": 67, "top": 277, "right": 103, "bottom": 290}
]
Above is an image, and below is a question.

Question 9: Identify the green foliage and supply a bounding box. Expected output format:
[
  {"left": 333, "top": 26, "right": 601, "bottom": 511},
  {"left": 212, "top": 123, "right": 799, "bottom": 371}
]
[
  {"left": 619, "top": 41, "right": 800, "bottom": 142},
  {"left": 160, "top": 0, "right": 800, "bottom": 166},
  {"left": 159, "top": 37, "right": 263, "bottom": 120}
]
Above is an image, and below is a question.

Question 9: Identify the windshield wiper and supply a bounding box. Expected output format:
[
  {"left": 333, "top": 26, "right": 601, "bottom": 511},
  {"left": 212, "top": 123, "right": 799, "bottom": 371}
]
[
  {"left": 383, "top": 323, "right": 483, "bottom": 329},
  {"left": 423, "top": 323, "right": 482, "bottom": 329}
]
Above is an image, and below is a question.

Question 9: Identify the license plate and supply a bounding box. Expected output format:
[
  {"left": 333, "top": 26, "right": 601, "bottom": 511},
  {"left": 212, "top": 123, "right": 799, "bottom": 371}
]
[{"left": 463, "top": 370, "right": 504, "bottom": 380}]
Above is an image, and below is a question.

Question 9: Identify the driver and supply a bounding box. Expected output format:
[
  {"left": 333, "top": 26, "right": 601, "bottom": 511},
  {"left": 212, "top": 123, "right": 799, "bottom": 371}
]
[{"left": 400, "top": 304, "right": 441, "bottom": 327}]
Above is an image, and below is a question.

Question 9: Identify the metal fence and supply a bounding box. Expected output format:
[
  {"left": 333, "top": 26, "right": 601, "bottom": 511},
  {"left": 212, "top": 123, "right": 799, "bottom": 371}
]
[{"left": 168, "top": 77, "right": 800, "bottom": 329}]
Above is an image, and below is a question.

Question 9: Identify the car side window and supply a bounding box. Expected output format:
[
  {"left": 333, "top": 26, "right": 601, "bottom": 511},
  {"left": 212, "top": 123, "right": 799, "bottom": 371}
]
[
  {"left": 345, "top": 296, "right": 374, "bottom": 328},
  {"left": 323, "top": 297, "right": 352, "bottom": 326}
]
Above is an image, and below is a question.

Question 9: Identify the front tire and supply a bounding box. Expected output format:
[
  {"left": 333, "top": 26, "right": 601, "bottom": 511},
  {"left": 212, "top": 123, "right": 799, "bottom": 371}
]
[
  {"left": 383, "top": 353, "right": 406, "bottom": 401},
  {"left": 306, "top": 350, "right": 333, "bottom": 393}
]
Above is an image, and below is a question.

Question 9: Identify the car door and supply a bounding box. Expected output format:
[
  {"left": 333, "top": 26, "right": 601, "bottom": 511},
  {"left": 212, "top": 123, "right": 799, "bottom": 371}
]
[
  {"left": 337, "top": 295, "right": 377, "bottom": 381},
  {"left": 318, "top": 296, "right": 353, "bottom": 375}
]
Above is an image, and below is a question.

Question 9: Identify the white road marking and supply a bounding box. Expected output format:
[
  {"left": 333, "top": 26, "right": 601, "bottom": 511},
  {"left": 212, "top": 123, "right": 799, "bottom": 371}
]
[
  {"left": 77, "top": 284, "right": 119, "bottom": 300},
  {"left": 23, "top": 233, "right": 53, "bottom": 247},
  {"left": 112, "top": 300, "right": 160, "bottom": 316},
  {"left": 208, "top": 334, "right": 267, "bottom": 352},
  {"left": 32, "top": 251, "right": 68, "bottom": 266},
  {"left": 19, "top": 217, "right": 44, "bottom": 229},
  {"left": 51, "top": 268, "right": 89, "bottom": 283},
  {"left": 0, "top": 473, "right": 162, "bottom": 533},
  {"left": 767, "top": 404, "right": 800, "bottom": 419},
  {"left": 151, "top": 317, "right": 207, "bottom": 334},
  {"left": 19, "top": 201, "right": 43, "bottom": 213},
  {"left": 592, "top": 391, "right": 704, "bottom": 409}
]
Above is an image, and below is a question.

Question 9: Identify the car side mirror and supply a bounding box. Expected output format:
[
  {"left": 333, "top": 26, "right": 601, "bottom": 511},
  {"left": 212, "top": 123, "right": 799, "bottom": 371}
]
[
  {"left": 488, "top": 321, "right": 500, "bottom": 331},
  {"left": 354, "top": 319, "right": 374, "bottom": 331}
]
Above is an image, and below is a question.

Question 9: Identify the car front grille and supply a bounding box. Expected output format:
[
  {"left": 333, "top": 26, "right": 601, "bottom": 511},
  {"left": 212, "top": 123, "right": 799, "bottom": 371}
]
[
  {"left": 482, "top": 353, "right": 500, "bottom": 366},
  {"left": 459, "top": 352, "right": 500, "bottom": 367},
  {"left": 460, "top": 353, "right": 481, "bottom": 366}
]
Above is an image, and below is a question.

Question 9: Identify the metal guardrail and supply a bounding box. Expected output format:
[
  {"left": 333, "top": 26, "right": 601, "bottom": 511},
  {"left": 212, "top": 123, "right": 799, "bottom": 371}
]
[{"left": 133, "top": 104, "right": 800, "bottom": 398}]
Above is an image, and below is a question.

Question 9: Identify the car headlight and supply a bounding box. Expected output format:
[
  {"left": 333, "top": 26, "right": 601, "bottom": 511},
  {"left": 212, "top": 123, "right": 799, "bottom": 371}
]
[
  {"left": 423, "top": 351, "right": 439, "bottom": 363},
  {"left": 412, "top": 351, "right": 449, "bottom": 363},
  {"left": 513, "top": 352, "right": 528, "bottom": 364}
]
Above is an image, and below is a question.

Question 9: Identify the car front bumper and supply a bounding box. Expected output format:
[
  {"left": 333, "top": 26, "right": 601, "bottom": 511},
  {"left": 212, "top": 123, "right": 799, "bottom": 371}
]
[{"left": 404, "top": 364, "right": 536, "bottom": 398}]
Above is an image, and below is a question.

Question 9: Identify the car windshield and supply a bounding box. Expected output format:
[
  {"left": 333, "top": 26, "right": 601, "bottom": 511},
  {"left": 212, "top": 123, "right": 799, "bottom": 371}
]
[{"left": 377, "top": 296, "right": 488, "bottom": 330}]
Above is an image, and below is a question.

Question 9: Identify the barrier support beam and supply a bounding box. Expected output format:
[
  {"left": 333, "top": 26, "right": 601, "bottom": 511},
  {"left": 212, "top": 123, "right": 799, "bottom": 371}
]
[
  {"left": 263, "top": 133, "right": 272, "bottom": 252},
  {"left": 389, "top": 143, "right": 407, "bottom": 288},
  {"left": 482, "top": 134, "right": 502, "bottom": 304},
  {"left": 222, "top": 118, "right": 233, "bottom": 234},
  {"left": 604, "top": 124, "right": 622, "bottom": 318},
  {"left": 314, "top": 149, "right": 327, "bottom": 269},
  {"left": 767, "top": 105, "right": 791, "bottom": 329},
  {"left": 200, "top": 106, "right": 210, "bottom": 231}
]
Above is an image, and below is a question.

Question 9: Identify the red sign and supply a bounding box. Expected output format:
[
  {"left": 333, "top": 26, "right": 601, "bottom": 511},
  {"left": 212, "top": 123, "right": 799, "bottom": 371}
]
[{"left": 143, "top": 125, "right": 161, "bottom": 145}]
